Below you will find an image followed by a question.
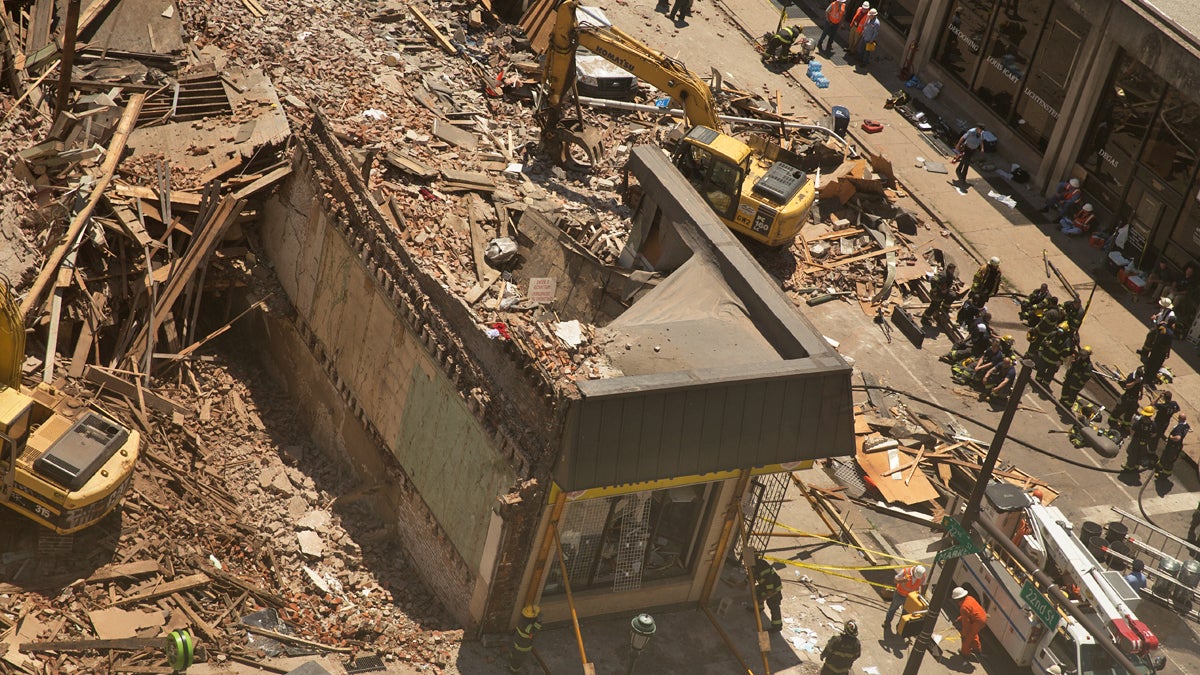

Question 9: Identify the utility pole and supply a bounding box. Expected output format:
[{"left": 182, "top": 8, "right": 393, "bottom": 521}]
[
  {"left": 902, "top": 359, "right": 1033, "bottom": 675},
  {"left": 56, "top": 0, "right": 81, "bottom": 116}
]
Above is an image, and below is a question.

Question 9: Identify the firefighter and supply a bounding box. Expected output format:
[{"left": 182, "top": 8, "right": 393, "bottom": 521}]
[
  {"left": 970, "top": 339, "right": 1005, "bottom": 383},
  {"left": 1027, "top": 301, "right": 1065, "bottom": 353},
  {"left": 752, "top": 551, "right": 784, "bottom": 632},
  {"left": 941, "top": 311, "right": 992, "bottom": 363},
  {"left": 1141, "top": 322, "right": 1174, "bottom": 387},
  {"left": 1108, "top": 370, "right": 1144, "bottom": 436},
  {"left": 1033, "top": 322, "right": 1075, "bottom": 388},
  {"left": 1062, "top": 298, "right": 1085, "bottom": 332},
  {"left": 968, "top": 257, "right": 1002, "bottom": 305},
  {"left": 507, "top": 605, "right": 542, "bottom": 673},
  {"left": 820, "top": 620, "right": 861, "bottom": 675},
  {"left": 765, "top": 24, "right": 802, "bottom": 62},
  {"left": 951, "top": 587, "right": 987, "bottom": 662},
  {"left": 1148, "top": 391, "right": 1180, "bottom": 457},
  {"left": 1156, "top": 413, "right": 1190, "bottom": 478},
  {"left": 1019, "top": 284, "right": 1050, "bottom": 323},
  {"left": 1058, "top": 346, "right": 1093, "bottom": 408},
  {"left": 1023, "top": 292, "right": 1058, "bottom": 328},
  {"left": 984, "top": 357, "right": 1017, "bottom": 403},
  {"left": 1121, "top": 406, "right": 1157, "bottom": 473},
  {"left": 955, "top": 293, "right": 983, "bottom": 327},
  {"left": 921, "top": 263, "right": 958, "bottom": 325},
  {"left": 884, "top": 565, "right": 926, "bottom": 631}
]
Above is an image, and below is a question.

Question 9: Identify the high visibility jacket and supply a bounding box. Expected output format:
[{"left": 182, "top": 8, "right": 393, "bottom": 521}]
[
  {"left": 958, "top": 595, "right": 987, "bottom": 627},
  {"left": 895, "top": 567, "right": 923, "bottom": 596},
  {"left": 755, "top": 558, "right": 783, "bottom": 597},
  {"left": 826, "top": 1, "right": 845, "bottom": 23},
  {"left": 850, "top": 7, "right": 869, "bottom": 30},
  {"left": 1070, "top": 209, "right": 1096, "bottom": 232},
  {"left": 821, "top": 634, "right": 861, "bottom": 674},
  {"left": 1063, "top": 356, "right": 1092, "bottom": 388},
  {"left": 776, "top": 25, "right": 800, "bottom": 44}
]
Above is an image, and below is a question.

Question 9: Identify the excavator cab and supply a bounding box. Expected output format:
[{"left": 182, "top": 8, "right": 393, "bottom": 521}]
[{"left": 673, "top": 133, "right": 747, "bottom": 221}]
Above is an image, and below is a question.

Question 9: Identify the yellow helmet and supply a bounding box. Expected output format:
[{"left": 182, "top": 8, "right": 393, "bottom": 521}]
[
  {"left": 1141, "top": 406, "right": 1155, "bottom": 417},
  {"left": 1081, "top": 346, "right": 1092, "bottom": 354},
  {"left": 1059, "top": 321, "right": 1070, "bottom": 330}
]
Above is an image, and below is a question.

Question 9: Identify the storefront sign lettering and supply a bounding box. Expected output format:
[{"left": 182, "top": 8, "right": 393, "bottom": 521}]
[
  {"left": 949, "top": 24, "right": 979, "bottom": 53},
  {"left": 1022, "top": 87, "right": 1059, "bottom": 120},
  {"left": 988, "top": 56, "right": 1021, "bottom": 85},
  {"left": 1098, "top": 148, "right": 1120, "bottom": 169}
]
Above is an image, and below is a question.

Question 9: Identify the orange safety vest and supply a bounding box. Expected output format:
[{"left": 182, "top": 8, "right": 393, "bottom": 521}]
[
  {"left": 826, "top": 1, "right": 846, "bottom": 23},
  {"left": 895, "top": 568, "right": 923, "bottom": 596},
  {"left": 1073, "top": 210, "right": 1096, "bottom": 232},
  {"left": 851, "top": 8, "right": 869, "bottom": 30}
]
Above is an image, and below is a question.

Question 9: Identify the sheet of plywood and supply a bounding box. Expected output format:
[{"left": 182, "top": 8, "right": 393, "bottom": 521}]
[{"left": 855, "top": 434, "right": 939, "bottom": 505}]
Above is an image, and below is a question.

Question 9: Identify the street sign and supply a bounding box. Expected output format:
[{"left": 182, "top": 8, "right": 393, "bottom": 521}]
[
  {"left": 942, "top": 515, "right": 973, "bottom": 545},
  {"left": 1021, "top": 581, "right": 1060, "bottom": 630},
  {"left": 934, "top": 543, "right": 976, "bottom": 564}
]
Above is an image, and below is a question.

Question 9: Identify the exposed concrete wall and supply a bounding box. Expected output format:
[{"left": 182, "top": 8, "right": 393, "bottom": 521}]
[{"left": 255, "top": 118, "right": 556, "bottom": 632}]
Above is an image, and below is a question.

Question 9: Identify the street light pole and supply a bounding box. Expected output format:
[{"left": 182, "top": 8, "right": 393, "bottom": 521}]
[
  {"left": 625, "top": 614, "right": 656, "bottom": 675},
  {"left": 902, "top": 359, "right": 1034, "bottom": 675}
]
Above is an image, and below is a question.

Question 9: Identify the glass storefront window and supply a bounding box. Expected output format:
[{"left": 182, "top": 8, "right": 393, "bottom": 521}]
[
  {"left": 878, "top": 0, "right": 919, "bottom": 34},
  {"left": 936, "top": 0, "right": 995, "bottom": 83},
  {"left": 970, "top": 0, "right": 1049, "bottom": 118},
  {"left": 1013, "top": 5, "right": 1086, "bottom": 151},
  {"left": 1139, "top": 90, "right": 1200, "bottom": 195},
  {"left": 544, "top": 484, "right": 712, "bottom": 595},
  {"left": 1081, "top": 56, "right": 1165, "bottom": 195}
]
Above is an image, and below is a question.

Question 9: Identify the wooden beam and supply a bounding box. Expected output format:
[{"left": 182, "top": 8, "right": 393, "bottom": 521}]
[
  {"left": 825, "top": 245, "right": 901, "bottom": 269},
  {"left": 21, "top": 93, "right": 146, "bottom": 322},
  {"left": 113, "top": 572, "right": 210, "bottom": 606},
  {"left": 82, "top": 365, "right": 187, "bottom": 414},
  {"left": 409, "top": 5, "right": 457, "bottom": 54}
]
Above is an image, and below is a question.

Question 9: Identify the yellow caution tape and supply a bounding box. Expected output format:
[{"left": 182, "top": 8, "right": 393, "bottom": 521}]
[
  {"left": 764, "top": 556, "right": 896, "bottom": 589},
  {"left": 764, "top": 518, "right": 924, "bottom": 567}
]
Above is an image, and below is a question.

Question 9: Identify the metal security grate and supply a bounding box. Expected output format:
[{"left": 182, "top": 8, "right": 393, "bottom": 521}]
[
  {"left": 612, "top": 492, "right": 652, "bottom": 592},
  {"left": 556, "top": 498, "right": 612, "bottom": 589},
  {"left": 742, "top": 472, "right": 791, "bottom": 554}
]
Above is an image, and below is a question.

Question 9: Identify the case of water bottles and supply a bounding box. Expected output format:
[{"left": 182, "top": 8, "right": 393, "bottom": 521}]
[{"left": 807, "top": 60, "right": 829, "bottom": 88}]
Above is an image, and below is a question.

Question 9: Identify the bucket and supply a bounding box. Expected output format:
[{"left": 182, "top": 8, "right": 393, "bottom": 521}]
[
  {"left": 1088, "top": 536, "right": 1110, "bottom": 562},
  {"left": 832, "top": 106, "right": 850, "bottom": 137},
  {"left": 1173, "top": 560, "right": 1200, "bottom": 603},
  {"left": 1080, "top": 521, "right": 1102, "bottom": 543},
  {"left": 1105, "top": 521, "right": 1128, "bottom": 544}
]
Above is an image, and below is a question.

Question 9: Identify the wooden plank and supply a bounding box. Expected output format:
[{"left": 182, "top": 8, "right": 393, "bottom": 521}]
[
  {"left": 82, "top": 365, "right": 187, "bottom": 414},
  {"left": 86, "top": 560, "right": 162, "bottom": 583},
  {"left": 197, "top": 155, "right": 242, "bottom": 184},
  {"left": 196, "top": 562, "right": 286, "bottom": 608},
  {"left": 112, "top": 182, "right": 203, "bottom": 206},
  {"left": 409, "top": 4, "right": 456, "bottom": 54},
  {"left": 825, "top": 245, "right": 901, "bottom": 269},
  {"left": 76, "top": 0, "right": 119, "bottom": 37},
  {"left": 232, "top": 165, "right": 291, "bottom": 200},
  {"left": 113, "top": 572, "right": 210, "bottom": 606},
  {"left": 432, "top": 119, "right": 478, "bottom": 151},
  {"left": 169, "top": 593, "right": 217, "bottom": 641},
  {"left": 21, "top": 636, "right": 160, "bottom": 652},
  {"left": 25, "top": 0, "right": 53, "bottom": 56},
  {"left": 20, "top": 93, "right": 146, "bottom": 322}
]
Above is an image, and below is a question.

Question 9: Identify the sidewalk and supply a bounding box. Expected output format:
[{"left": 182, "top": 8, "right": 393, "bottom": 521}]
[{"left": 657, "top": 0, "right": 1200, "bottom": 461}]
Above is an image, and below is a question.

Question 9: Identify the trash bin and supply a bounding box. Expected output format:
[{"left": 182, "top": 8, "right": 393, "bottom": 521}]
[
  {"left": 1080, "top": 521, "right": 1102, "bottom": 543},
  {"left": 1088, "top": 535, "right": 1110, "bottom": 561},
  {"left": 831, "top": 106, "right": 850, "bottom": 137},
  {"left": 1105, "top": 521, "right": 1128, "bottom": 544},
  {"left": 1108, "top": 540, "right": 1131, "bottom": 571},
  {"left": 1154, "top": 557, "right": 1181, "bottom": 596},
  {"left": 1173, "top": 560, "right": 1200, "bottom": 604}
]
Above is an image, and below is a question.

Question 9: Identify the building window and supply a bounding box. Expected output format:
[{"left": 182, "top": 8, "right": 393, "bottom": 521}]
[
  {"left": 1081, "top": 55, "right": 1166, "bottom": 200},
  {"left": 936, "top": 0, "right": 994, "bottom": 83},
  {"left": 877, "top": 0, "right": 919, "bottom": 34},
  {"left": 970, "top": 0, "right": 1051, "bottom": 119},
  {"left": 544, "top": 484, "right": 713, "bottom": 595},
  {"left": 1139, "top": 90, "right": 1200, "bottom": 195},
  {"left": 1012, "top": 4, "right": 1085, "bottom": 151}
]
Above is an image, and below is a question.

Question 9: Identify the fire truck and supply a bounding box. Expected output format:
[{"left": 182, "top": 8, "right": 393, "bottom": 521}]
[{"left": 951, "top": 483, "right": 1165, "bottom": 673}]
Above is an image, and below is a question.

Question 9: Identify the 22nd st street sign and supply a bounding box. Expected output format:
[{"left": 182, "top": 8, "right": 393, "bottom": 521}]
[
  {"left": 935, "top": 516, "right": 981, "bottom": 564},
  {"left": 1020, "top": 581, "right": 1061, "bottom": 630}
]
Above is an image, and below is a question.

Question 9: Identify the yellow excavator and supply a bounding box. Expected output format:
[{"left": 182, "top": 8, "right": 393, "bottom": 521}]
[
  {"left": 0, "top": 276, "right": 139, "bottom": 534},
  {"left": 539, "top": 0, "right": 817, "bottom": 247}
]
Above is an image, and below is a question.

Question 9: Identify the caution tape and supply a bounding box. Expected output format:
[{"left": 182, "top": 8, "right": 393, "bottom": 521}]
[
  {"left": 763, "top": 556, "right": 896, "bottom": 589},
  {"left": 764, "top": 518, "right": 925, "bottom": 567}
]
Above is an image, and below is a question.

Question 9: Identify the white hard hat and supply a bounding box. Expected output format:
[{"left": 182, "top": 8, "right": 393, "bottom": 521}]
[
  {"left": 1069, "top": 178, "right": 1080, "bottom": 187},
  {"left": 951, "top": 587, "right": 968, "bottom": 600},
  {"left": 1047, "top": 666, "right": 1063, "bottom": 675},
  {"left": 989, "top": 256, "right": 1000, "bottom": 266},
  {"left": 1083, "top": 203, "right": 1094, "bottom": 212},
  {"left": 1160, "top": 296, "right": 1174, "bottom": 309},
  {"left": 861, "top": 1, "right": 869, "bottom": 8},
  {"left": 868, "top": 8, "right": 877, "bottom": 14},
  {"left": 915, "top": 565, "right": 927, "bottom": 577}
]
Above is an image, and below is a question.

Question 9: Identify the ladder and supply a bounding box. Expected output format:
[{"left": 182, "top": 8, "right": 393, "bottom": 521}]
[{"left": 1107, "top": 506, "right": 1200, "bottom": 621}]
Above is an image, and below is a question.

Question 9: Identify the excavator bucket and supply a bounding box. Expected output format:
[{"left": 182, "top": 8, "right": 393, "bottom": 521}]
[
  {"left": 0, "top": 276, "right": 23, "bottom": 390},
  {"left": 546, "top": 117, "right": 603, "bottom": 169}
]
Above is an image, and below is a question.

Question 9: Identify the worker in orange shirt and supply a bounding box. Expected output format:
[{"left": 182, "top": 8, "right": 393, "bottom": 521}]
[
  {"left": 883, "top": 564, "right": 925, "bottom": 632},
  {"left": 847, "top": 2, "right": 870, "bottom": 56},
  {"left": 951, "top": 587, "right": 987, "bottom": 661}
]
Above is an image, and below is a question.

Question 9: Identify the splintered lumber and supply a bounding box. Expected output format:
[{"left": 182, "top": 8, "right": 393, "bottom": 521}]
[
  {"left": 113, "top": 572, "right": 210, "bottom": 606},
  {"left": 409, "top": 4, "right": 457, "bottom": 54},
  {"left": 21, "top": 93, "right": 146, "bottom": 322},
  {"left": 242, "top": 626, "right": 353, "bottom": 653},
  {"left": 21, "top": 636, "right": 162, "bottom": 652},
  {"left": 86, "top": 560, "right": 162, "bottom": 583},
  {"left": 197, "top": 561, "right": 287, "bottom": 608},
  {"left": 126, "top": 195, "right": 247, "bottom": 363},
  {"left": 83, "top": 365, "right": 187, "bottom": 414}
]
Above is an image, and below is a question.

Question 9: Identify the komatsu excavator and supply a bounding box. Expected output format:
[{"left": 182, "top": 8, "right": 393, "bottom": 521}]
[
  {"left": 538, "top": 0, "right": 817, "bottom": 247},
  {"left": 0, "top": 276, "right": 139, "bottom": 534}
]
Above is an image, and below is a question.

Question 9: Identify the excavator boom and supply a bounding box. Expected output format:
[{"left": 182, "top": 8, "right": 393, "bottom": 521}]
[{"left": 0, "top": 276, "right": 23, "bottom": 390}]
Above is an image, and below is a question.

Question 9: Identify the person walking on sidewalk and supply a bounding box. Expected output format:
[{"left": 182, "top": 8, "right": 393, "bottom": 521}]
[
  {"left": 817, "top": 0, "right": 846, "bottom": 54},
  {"left": 857, "top": 9, "right": 880, "bottom": 65},
  {"left": 666, "top": 0, "right": 692, "bottom": 23},
  {"left": 955, "top": 125, "right": 986, "bottom": 185},
  {"left": 847, "top": 2, "right": 870, "bottom": 57},
  {"left": 1155, "top": 413, "right": 1190, "bottom": 478},
  {"left": 820, "top": 620, "right": 861, "bottom": 675},
  {"left": 884, "top": 564, "right": 925, "bottom": 631},
  {"left": 951, "top": 587, "right": 987, "bottom": 661}
]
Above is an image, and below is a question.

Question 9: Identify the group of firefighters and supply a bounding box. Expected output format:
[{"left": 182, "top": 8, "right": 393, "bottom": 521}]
[{"left": 922, "top": 255, "right": 1192, "bottom": 481}]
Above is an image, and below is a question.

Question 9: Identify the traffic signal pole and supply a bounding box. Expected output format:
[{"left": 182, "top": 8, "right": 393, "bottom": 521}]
[{"left": 902, "top": 359, "right": 1033, "bottom": 675}]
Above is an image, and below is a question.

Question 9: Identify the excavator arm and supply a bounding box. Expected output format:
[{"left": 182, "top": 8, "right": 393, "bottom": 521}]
[{"left": 540, "top": 0, "right": 721, "bottom": 164}]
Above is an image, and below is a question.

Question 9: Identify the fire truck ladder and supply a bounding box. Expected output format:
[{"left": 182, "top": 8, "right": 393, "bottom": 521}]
[{"left": 1106, "top": 506, "right": 1200, "bottom": 621}]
